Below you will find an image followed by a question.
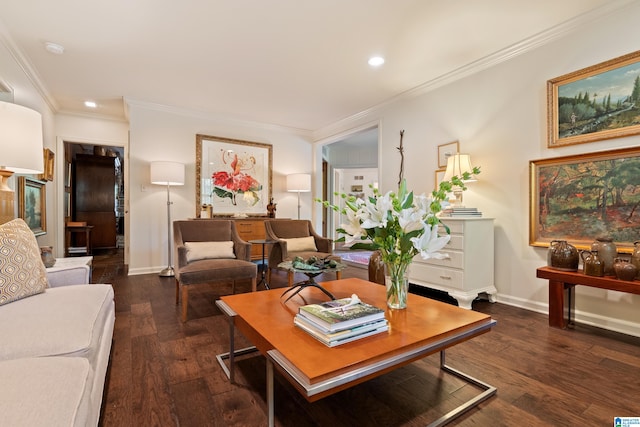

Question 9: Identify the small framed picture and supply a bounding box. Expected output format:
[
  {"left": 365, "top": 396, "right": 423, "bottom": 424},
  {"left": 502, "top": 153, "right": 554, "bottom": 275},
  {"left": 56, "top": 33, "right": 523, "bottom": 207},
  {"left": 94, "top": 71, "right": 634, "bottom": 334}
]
[
  {"left": 437, "top": 141, "right": 459, "bottom": 168},
  {"left": 40, "top": 148, "right": 55, "bottom": 181},
  {"left": 18, "top": 177, "right": 46, "bottom": 236},
  {"left": 434, "top": 169, "right": 446, "bottom": 191}
]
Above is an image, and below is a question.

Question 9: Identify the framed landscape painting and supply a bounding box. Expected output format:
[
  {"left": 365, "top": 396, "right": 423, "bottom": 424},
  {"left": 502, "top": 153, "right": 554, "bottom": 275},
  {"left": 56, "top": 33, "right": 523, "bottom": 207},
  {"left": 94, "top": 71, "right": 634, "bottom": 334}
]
[
  {"left": 529, "top": 146, "right": 640, "bottom": 253},
  {"left": 196, "top": 134, "right": 272, "bottom": 216},
  {"left": 18, "top": 177, "right": 46, "bottom": 236},
  {"left": 547, "top": 50, "right": 640, "bottom": 148}
]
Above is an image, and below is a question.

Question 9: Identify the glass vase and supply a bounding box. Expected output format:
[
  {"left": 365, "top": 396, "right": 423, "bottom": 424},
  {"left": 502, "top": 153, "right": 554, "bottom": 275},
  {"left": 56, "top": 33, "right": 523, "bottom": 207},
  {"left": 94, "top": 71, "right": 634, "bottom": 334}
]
[{"left": 384, "top": 261, "right": 410, "bottom": 309}]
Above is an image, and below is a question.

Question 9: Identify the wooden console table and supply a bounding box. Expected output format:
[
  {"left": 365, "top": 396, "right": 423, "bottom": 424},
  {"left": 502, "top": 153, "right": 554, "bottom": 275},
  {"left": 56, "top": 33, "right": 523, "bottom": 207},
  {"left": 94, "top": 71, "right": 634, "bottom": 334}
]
[{"left": 536, "top": 266, "right": 640, "bottom": 328}]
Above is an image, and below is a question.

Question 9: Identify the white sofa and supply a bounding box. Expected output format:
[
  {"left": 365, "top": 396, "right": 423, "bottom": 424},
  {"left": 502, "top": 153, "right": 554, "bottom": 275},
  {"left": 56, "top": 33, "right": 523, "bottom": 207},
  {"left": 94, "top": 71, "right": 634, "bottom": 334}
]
[{"left": 0, "top": 219, "right": 115, "bottom": 427}]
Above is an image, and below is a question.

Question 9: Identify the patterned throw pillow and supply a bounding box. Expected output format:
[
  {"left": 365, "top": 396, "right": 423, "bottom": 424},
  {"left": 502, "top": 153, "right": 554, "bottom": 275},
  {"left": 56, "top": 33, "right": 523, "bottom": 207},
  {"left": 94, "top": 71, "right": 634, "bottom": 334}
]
[{"left": 0, "top": 218, "right": 48, "bottom": 306}]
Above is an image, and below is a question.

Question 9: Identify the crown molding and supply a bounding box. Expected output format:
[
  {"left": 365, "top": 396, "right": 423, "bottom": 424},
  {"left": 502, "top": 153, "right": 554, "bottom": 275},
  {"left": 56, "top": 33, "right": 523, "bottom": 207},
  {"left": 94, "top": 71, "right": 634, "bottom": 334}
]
[
  {"left": 313, "top": 0, "right": 636, "bottom": 142},
  {"left": 0, "top": 20, "right": 59, "bottom": 113},
  {"left": 124, "top": 97, "right": 314, "bottom": 138}
]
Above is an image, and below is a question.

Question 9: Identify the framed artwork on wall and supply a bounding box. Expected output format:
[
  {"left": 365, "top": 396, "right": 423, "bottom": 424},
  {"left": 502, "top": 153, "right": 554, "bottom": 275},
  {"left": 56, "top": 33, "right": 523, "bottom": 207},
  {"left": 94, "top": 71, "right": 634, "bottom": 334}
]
[
  {"left": 529, "top": 146, "right": 640, "bottom": 253},
  {"left": 196, "top": 134, "right": 272, "bottom": 216},
  {"left": 547, "top": 50, "right": 640, "bottom": 148},
  {"left": 18, "top": 176, "right": 46, "bottom": 236},
  {"left": 39, "top": 148, "right": 54, "bottom": 181},
  {"left": 434, "top": 169, "right": 446, "bottom": 191},
  {"left": 437, "top": 141, "right": 459, "bottom": 168}
]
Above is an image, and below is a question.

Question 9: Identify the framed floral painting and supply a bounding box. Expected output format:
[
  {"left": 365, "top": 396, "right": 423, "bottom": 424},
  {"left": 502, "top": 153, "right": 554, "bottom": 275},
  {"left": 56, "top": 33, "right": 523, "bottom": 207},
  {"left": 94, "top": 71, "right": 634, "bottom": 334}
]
[{"left": 196, "top": 134, "right": 272, "bottom": 216}]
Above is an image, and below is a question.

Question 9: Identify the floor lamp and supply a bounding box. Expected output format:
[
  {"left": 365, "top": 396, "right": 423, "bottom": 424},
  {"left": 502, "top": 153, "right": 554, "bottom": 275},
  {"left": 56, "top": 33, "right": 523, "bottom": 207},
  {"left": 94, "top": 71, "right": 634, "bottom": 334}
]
[
  {"left": 150, "top": 161, "right": 185, "bottom": 277},
  {"left": 0, "top": 101, "right": 44, "bottom": 225},
  {"left": 286, "top": 173, "right": 311, "bottom": 220}
]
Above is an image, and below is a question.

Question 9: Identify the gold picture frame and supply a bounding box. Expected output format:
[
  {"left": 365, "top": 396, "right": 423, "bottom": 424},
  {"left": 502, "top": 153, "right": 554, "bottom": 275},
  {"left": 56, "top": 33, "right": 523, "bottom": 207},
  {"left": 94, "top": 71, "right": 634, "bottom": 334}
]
[
  {"left": 437, "top": 141, "right": 459, "bottom": 168},
  {"left": 547, "top": 50, "right": 640, "bottom": 148},
  {"left": 196, "top": 134, "right": 272, "bottom": 217},
  {"left": 18, "top": 176, "right": 46, "bottom": 236},
  {"left": 39, "top": 148, "right": 54, "bottom": 181},
  {"left": 434, "top": 168, "right": 446, "bottom": 191},
  {"left": 529, "top": 146, "right": 640, "bottom": 253}
]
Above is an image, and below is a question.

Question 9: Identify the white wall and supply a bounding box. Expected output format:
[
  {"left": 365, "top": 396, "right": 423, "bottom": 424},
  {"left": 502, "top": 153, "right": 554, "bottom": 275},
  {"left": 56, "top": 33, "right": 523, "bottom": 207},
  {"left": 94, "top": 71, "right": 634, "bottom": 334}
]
[
  {"left": 314, "top": 2, "right": 640, "bottom": 336},
  {"left": 54, "top": 114, "right": 129, "bottom": 258},
  {"left": 127, "top": 102, "right": 313, "bottom": 274},
  {"left": 0, "top": 36, "right": 56, "bottom": 247}
]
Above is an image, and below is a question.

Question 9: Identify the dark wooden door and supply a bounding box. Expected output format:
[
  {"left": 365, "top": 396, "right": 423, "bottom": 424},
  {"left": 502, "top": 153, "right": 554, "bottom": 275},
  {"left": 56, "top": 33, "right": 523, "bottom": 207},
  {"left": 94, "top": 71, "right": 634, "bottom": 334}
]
[{"left": 74, "top": 154, "right": 116, "bottom": 250}]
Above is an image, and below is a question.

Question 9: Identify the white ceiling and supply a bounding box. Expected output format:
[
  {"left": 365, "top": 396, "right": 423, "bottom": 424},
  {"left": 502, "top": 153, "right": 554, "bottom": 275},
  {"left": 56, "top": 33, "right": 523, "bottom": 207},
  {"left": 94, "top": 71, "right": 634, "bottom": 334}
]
[{"left": 0, "top": 0, "right": 624, "bottom": 132}]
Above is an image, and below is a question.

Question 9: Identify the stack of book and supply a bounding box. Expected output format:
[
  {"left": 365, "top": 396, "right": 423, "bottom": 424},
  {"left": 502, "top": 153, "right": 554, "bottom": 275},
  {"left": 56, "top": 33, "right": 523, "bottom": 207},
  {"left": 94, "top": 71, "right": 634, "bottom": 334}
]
[
  {"left": 294, "top": 297, "right": 388, "bottom": 347},
  {"left": 439, "top": 207, "right": 483, "bottom": 217}
]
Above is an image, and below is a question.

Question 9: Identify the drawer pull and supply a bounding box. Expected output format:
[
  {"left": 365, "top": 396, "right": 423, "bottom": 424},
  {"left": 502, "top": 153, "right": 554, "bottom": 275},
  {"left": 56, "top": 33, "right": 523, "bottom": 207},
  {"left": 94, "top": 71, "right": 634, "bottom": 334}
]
[{"left": 439, "top": 275, "right": 452, "bottom": 280}]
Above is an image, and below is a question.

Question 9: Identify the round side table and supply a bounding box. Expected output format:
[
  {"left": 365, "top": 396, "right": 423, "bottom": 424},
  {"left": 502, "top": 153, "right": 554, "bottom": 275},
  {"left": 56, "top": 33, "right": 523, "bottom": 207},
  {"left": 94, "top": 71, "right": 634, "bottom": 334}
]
[{"left": 249, "top": 239, "right": 276, "bottom": 290}]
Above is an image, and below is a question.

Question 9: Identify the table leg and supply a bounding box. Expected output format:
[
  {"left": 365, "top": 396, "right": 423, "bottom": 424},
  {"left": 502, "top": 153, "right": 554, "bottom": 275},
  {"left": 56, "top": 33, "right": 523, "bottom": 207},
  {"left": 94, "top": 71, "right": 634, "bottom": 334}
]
[
  {"left": 260, "top": 243, "right": 270, "bottom": 290},
  {"left": 267, "top": 358, "right": 274, "bottom": 427},
  {"left": 548, "top": 279, "right": 574, "bottom": 328},
  {"left": 214, "top": 300, "right": 258, "bottom": 382}
]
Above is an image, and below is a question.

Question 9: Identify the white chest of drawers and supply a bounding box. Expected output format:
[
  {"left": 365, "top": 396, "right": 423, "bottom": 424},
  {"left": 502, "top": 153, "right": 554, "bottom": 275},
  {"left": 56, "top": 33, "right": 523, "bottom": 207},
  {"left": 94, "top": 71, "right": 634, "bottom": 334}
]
[{"left": 409, "top": 217, "right": 496, "bottom": 309}]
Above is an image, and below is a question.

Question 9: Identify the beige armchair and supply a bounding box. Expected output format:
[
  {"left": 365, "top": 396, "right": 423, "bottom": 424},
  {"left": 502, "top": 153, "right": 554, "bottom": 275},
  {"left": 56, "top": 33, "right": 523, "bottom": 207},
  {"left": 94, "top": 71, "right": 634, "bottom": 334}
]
[
  {"left": 173, "top": 220, "right": 257, "bottom": 322},
  {"left": 265, "top": 219, "right": 341, "bottom": 286}
]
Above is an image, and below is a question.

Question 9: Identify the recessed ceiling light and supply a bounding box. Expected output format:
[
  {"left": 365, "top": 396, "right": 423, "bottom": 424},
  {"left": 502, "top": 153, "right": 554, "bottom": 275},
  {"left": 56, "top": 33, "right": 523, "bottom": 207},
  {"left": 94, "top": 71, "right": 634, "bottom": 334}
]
[
  {"left": 368, "top": 56, "right": 385, "bottom": 67},
  {"left": 45, "top": 42, "right": 65, "bottom": 55},
  {"left": 84, "top": 101, "right": 97, "bottom": 108}
]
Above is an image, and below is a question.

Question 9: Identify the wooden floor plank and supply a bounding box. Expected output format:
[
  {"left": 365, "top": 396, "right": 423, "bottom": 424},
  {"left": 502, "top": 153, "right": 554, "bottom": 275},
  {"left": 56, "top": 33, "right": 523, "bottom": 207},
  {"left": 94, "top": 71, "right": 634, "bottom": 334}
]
[{"left": 95, "top": 252, "right": 640, "bottom": 427}]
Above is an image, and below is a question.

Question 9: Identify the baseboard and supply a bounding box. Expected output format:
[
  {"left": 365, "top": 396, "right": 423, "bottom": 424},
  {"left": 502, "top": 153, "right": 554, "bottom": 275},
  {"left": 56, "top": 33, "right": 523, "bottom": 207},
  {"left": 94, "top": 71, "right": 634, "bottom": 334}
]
[{"left": 496, "top": 293, "right": 640, "bottom": 338}]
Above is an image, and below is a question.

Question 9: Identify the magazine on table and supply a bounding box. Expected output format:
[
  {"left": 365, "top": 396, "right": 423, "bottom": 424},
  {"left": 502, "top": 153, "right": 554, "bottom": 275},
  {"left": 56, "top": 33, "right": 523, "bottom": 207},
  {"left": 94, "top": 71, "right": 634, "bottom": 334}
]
[
  {"left": 294, "top": 315, "right": 388, "bottom": 347},
  {"left": 298, "top": 294, "right": 385, "bottom": 332}
]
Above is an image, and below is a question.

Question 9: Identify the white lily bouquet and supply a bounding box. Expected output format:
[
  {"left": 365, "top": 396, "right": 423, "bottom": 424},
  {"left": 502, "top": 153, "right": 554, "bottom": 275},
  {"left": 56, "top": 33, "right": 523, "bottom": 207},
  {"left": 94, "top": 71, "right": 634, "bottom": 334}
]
[{"left": 318, "top": 171, "right": 478, "bottom": 309}]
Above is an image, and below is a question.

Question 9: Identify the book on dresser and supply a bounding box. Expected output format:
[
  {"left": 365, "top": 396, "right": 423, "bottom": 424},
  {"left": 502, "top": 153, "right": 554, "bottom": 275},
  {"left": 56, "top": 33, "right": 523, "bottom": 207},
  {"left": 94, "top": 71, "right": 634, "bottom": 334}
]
[
  {"left": 294, "top": 314, "right": 388, "bottom": 347},
  {"left": 297, "top": 295, "right": 386, "bottom": 332}
]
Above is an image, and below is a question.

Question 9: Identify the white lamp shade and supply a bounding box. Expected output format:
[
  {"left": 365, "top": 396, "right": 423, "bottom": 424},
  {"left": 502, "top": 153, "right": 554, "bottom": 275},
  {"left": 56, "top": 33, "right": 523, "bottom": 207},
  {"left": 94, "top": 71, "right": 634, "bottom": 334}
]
[
  {"left": 442, "top": 153, "right": 477, "bottom": 183},
  {"left": 0, "top": 101, "right": 44, "bottom": 173},
  {"left": 150, "top": 161, "right": 185, "bottom": 186},
  {"left": 286, "top": 173, "right": 311, "bottom": 192}
]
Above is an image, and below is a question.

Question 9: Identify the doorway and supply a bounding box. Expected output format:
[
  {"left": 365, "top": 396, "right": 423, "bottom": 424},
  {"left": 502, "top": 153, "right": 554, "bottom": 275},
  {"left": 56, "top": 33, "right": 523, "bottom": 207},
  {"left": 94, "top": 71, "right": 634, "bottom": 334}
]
[
  {"left": 321, "top": 126, "right": 379, "bottom": 243},
  {"left": 63, "top": 142, "right": 125, "bottom": 266}
]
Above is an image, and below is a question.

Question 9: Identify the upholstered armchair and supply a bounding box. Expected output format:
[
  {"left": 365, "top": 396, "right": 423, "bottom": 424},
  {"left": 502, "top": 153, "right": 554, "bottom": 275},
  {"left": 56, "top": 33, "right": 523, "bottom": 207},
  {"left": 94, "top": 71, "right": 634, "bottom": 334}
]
[
  {"left": 265, "top": 219, "right": 341, "bottom": 286},
  {"left": 173, "top": 220, "right": 257, "bottom": 322}
]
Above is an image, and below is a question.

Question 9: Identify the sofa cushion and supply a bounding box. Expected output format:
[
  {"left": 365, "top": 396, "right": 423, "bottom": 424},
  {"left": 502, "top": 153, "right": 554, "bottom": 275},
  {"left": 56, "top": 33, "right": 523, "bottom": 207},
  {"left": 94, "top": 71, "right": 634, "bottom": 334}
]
[
  {"left": 178, "top": 258, "right": 257, "bottom": 285},
  {"left": 0, "top": 284, "right": 114, "bottom": 366},
  {"left": 283, "top": 236, "right": 317, "bottom": 252},
  {"left": 0, "top": 218, "right": 48, "bottom": 306},
  {"left": 185, "top": 241, "right": 235, "bottom": 262},
  {"left": 0, "top": 357, "right": 92, "bottom": 427}
]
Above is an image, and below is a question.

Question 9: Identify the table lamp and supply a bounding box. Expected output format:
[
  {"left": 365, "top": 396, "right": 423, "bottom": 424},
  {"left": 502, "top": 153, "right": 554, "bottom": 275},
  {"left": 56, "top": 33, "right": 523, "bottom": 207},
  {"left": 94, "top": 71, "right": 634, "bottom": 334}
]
[
  {"left": 442, "top": 153, "right": 477, "bottom": 207},
  {"left": 151, "top": 161, "right": 185, "bottom": 277},
  {"left": 0, "top": 101, "right": 44, "bottom": 224},
  {"left": 287, "top": 173, "right": 311, "bottom": 219}
]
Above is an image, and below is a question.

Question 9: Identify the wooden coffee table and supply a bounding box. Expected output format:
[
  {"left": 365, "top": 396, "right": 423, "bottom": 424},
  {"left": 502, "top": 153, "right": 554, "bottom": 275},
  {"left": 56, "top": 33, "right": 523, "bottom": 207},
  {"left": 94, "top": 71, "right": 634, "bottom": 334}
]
[{"left": 216, "top": 278, "right": 496, "bottom": 426}]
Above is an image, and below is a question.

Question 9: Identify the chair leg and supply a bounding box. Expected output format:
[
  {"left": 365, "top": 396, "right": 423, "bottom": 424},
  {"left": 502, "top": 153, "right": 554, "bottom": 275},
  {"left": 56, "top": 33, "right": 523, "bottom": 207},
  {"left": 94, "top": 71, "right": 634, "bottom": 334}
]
[
  {"left": 288, "top": 271, "right": 294, "bottom": 287},
  {"left": 267, "top": 267, "right": 272, "bottom": 283},
  {"left": 336, "top": 271, "right": 342, "bottom": 281},
  {"left": 251, "top": 277, "right": 257, "bottom": 292},
  {"left": 181, "top": 286, "right": 189, "bottom": 322},
  {"left": 175, "top": 279, "right": 180, "bottom": 304}
]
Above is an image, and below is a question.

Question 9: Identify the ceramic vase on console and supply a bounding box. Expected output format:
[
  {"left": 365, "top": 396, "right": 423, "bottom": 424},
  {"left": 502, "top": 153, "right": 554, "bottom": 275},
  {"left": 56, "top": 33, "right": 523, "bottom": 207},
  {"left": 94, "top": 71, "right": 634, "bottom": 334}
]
[
  {"left": 591, "top": 237, "right": 617, "bottom": 276},
  {"left": 613, "top": 257, "right": 638, "bottom": 281},
  {"left": 385, "top": 261, "right": 411, "bottom": 309},
  {"left": 548, "top": 240, "right": 579, "bottom": 271}
]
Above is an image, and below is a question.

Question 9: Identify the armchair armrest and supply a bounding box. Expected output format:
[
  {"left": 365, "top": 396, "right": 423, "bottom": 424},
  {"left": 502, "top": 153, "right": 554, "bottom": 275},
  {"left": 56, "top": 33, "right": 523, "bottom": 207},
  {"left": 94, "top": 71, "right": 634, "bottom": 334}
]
[
  {"left": 176, "top": 245, "right": 189, "bottom": 268},
  {"left": 309, "top": 227, "right": 332, "bottom": 253},
  {"left": 230, "top": 225, "right": 252, "bottom": 261}
]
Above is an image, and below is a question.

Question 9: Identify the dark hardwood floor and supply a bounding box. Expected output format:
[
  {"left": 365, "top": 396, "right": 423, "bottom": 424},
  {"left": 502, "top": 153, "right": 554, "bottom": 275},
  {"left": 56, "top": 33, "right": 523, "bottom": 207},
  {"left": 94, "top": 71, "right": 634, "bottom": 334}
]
[{"left": 94, "top": 254, "right": 640, "bottom": 426}]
